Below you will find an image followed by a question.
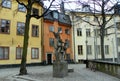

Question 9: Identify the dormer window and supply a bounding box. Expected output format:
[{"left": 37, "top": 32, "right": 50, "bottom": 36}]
[
  {"left": 53, "top": 11, "right": 58, "bottom": 19},
  {"left": 32, "top": 8, "right": 39, "bottom": 15}
]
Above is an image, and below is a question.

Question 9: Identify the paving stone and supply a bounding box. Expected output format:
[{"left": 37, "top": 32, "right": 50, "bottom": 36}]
[{"left": 0, "top": 64, "right": 120, "bottom": 81}]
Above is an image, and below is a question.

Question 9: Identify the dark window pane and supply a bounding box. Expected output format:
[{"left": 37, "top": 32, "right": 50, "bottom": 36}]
[
  {"left": 17, "top": 22, "right": 25, "bottom": 35},
  {"left": 32, "top": 25, "right": 39, "bottom": 37},
  {"left": 0, "top": 19, "right": 10, "bottom": 34}
]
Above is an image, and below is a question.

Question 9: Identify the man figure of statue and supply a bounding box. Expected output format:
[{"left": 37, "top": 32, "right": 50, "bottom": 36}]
[{"left": 53, "top": 32, "right": 65, "bottom": 62}]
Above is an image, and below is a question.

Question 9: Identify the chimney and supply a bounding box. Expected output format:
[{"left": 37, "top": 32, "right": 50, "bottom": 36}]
[{"left": 60, "top": 1, "right": 65, "bottom": 14}]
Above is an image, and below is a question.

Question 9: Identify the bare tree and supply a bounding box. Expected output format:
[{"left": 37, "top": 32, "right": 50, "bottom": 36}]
[
  {"left": 73, "top": 0, "right": 119, "bottom": 60},
  {"left": 15, "top": 0, "right": 55, "bottom": 75}
]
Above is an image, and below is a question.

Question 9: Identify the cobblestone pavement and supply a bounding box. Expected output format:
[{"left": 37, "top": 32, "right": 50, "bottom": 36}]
[{"left": 0, "top": 64, "right": 120, "bottom": 81}]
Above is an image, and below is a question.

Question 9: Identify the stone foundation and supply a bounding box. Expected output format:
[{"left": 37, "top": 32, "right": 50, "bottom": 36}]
[{"left": 53, "top": 61, "right": 68, "bottom": 78}]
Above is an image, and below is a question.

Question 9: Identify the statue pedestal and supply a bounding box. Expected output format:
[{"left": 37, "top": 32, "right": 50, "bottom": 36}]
[{"left": 53, "top": 61, "right": 68, "bottom": 78}]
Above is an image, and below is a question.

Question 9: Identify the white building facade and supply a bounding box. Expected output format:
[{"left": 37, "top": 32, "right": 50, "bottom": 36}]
[{"left": 68, "top": 12, "right": 120, "bottom": 63}]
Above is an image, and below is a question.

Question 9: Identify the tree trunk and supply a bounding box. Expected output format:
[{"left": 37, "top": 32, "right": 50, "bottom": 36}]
[
  {"left": 100, "top": 28, "right": 105, "bottom": 60},
  {"left": 100, "top": 35, "right": 105, "bottom": 60},
  {"left": 19, "top": 11, "right": 31, "bottom": 75}
]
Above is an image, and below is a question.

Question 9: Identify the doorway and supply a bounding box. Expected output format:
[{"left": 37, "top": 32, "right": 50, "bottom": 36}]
[{"left": 47, "top": 54, "right": 52, "bottom": 65}]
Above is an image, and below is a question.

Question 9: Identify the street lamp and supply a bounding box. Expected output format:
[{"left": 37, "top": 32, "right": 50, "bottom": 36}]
[{"left": 113, "top": 15, "right": 119, "bottom": 63}]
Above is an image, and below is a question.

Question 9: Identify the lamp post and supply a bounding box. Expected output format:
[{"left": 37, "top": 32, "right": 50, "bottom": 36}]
[
  {"left": 112, "top": 38, "right": 115, "bottom": 62},
  {"left": 113, "top": 15, "right": 119, "bottom": 63}
]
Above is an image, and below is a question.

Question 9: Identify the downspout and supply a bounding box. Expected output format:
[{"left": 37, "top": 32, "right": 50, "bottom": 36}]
[
  {"left": 41, "top": 7, "right": 44, "bottom": 64},
  {"left": 72, "top": 14, "right": 76, "bottom": 63}
]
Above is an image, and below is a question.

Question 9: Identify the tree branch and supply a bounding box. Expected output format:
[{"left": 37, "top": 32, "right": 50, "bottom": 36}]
[
  {"left": 0, "top": 0, "right": 4, "bottom": 6},
  {"left": 16, "top": 0, "right": 27, "bottom": 9},
  {"left": 105, "top": 32, "right": 115, "bottom": 36},
  {"left": 105, "top": 24, "right": 114, "bottom": 29},
  {"left": 30, "top": 0, "right": 55, "bottom": 19},
  {"left": 105, "top": 14, "right": 114, "bottom": 25}
]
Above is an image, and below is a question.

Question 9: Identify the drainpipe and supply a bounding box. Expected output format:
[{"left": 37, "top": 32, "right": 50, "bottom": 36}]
[{"left": 72, "top": 15, "right": 76, "bottom": 63}]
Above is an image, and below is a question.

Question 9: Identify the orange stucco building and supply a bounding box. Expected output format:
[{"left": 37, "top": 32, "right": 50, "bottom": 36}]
[{"left": 42, "top": 11, "right": 73, "bottom": 64}]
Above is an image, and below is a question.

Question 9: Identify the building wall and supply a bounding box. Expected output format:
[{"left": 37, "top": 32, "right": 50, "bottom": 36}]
[
  {"left": 43, "top": 19, "right": 73, "bottom": 64},
  {"left": 69, "top": 12, "right": 120, "bottom": 63},
  {"left": 0, "top": 0, "right": 42, "bottom": 65}
]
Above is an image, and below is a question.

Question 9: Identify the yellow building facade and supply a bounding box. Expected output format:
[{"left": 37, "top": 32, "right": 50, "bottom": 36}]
[{"left": 0, "top": 0, "right": 42, "bottom": 65}]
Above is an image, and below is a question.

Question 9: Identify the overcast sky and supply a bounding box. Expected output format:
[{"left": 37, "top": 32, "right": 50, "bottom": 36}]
[{"left": 43, "top": 0, "right": 119, "bottom": 12}]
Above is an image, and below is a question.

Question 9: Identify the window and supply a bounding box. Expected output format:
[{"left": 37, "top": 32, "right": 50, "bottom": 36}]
[
  {"left": 53, "top": 11, "right": 58, "bottom": 19},
  {"left": 0, "top": 19, "right": 10, "bottom": 34},
  {"left": 32, "top": 25, "right": 39, "bottom": 37},
  {"left": 2, "top": 0, "right": 11, "bottom": 8},
  {"left": 94, "top": 29, "right": 99, "bottom": 37},
  {"left": 87, "top": 45, "right": 92, "bottom": 55},
  {"left": 58, "top": 27, "right": 62, "bottom": 33},
  {"left": 65, "top": 29, "right": 70, "bottom": 34},
  {"left": 93, "top": 17, "right": 98, "bottom": 22},
  {"left": 78, "top": 45, "right": 83, "bottom": 55},
  {"left": 117, "top": 38, "right": 120, "bottom": 46},
  {"left": 31, "top": 48, "right": 39, "bottom": 59},
  {"left": 49, "top": 38, "right": 54, "bottom": 47},
  {"left": 17, "top": 22, "right": 25, "bottom": 35},
  {"left": 65, "top": 39, "right": 70, "bottom": 48},
  {"left": 0, "top": 47, "right": 9, "bottom": 59},
  {"left": 77, "top": 28, "right": 82, "bottom": 36},
  {"left": 97, "top": 45, "right": 101, "bottom": 55},
  {"left": 49, "top": 26, "right": 54, "bottom": 32},
  {"left": 16, "top": 47, "right": 23, "bottom": 59},
  {"left": 32, "top": 8, "right": 39, "bottom": 15},
  {"left": 105, "top": 45, "right": 109, "bottom": 54},
  {"left": 18, "top": 4, "right": 26, "bottom": 12},
  {"left": 116, "top": 22, "right": 120, "bottom": 30},
  {"left": 86, "top": 29, "right": 91, "bottom": 37}
]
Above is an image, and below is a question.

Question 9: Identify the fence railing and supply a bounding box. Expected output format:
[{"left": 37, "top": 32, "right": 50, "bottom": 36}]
[{"left": 87, "top": 60, "right": 120, "bottom": 78}]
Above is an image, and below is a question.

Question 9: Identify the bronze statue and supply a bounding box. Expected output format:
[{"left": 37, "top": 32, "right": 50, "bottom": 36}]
[{"left": 53, "top": 32, "right": 67, "bottom": 62}]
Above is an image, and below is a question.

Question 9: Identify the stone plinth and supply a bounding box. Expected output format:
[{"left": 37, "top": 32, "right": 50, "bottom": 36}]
[{"left": 53, "top": 61, "right": 68, "bottom": 78}]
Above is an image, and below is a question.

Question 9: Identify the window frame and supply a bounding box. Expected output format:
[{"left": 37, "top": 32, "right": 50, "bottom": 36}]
[
  {"left": 17, "top": 22, "right": 25, "bottom": 35},
  {"left": 18, "top": 4, "right": 26, "bottom": 12},
  {"left": 32, "top": 8, "right": 39, "bottom": 15},
  {"left": 77, "top": 28, "right": 82, "bottom": 36},
  {"left": 0, "top": 19, "right": 10, "bottom": 34},
  {"left": 65, "top": 29, "right": 70, "bottom": 34},
  {"left": 31, "top": 48, "right": 39, "bottom": 59},
  {"left": 86, "top": 29, "right": 91, "bottom": 37},
  {"left": 49, "top": 38, "right": 54, "bottom": 47},
  {"left": 0, "top": 46, "right": 9, "bottom": 60},
  {"left": 78, "top": 45, "right": 83, "bottom": 55},
  {"left": 49, "top": 26, "right": 54, "bottom": 32},
  {"left": 117, "top": 38, "right": 120, "bottom": 46},
  {"left": 105, "top": 45, "right": 109, "bottom": 55},
  {"left": 94, "top": 29, "right": 99, "bottom": 37},
  {"left": 32, "top": 25, "right": 39, "bottom": 37},
  {"left": 16, "top": 47, "right": 23, "bottom": 59},
  {"left": 2, "top": 0, "right": 11, "bottom": 9}
]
